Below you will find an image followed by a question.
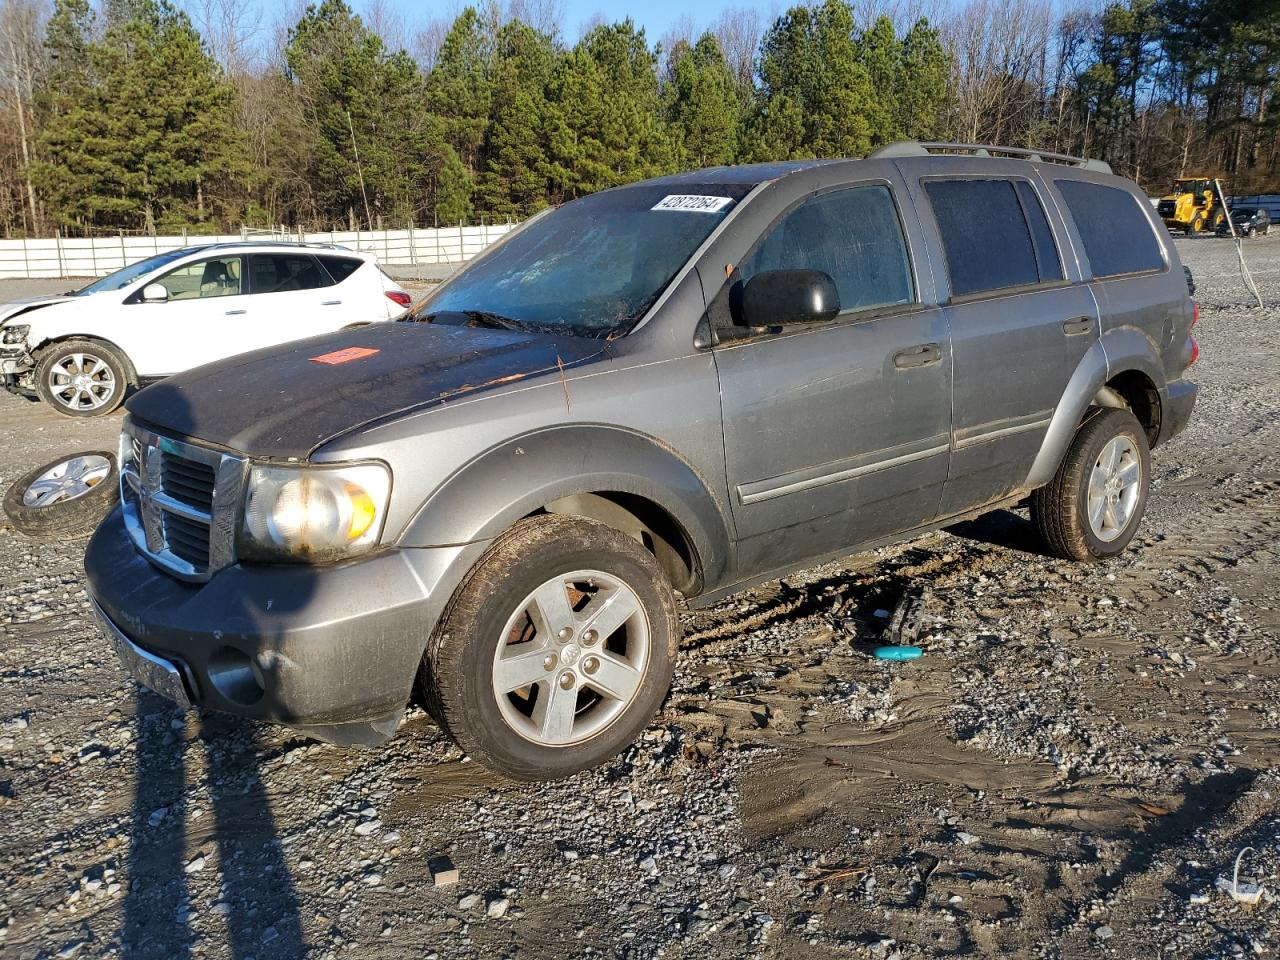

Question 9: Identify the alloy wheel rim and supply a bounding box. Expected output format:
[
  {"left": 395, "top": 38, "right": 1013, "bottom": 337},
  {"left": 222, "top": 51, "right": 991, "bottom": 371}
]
[
  {"left": 47, "top": 353, "right": 116, "bottom": 411},
  {"left": 22, "top": 454, "right": 112, "bottom": 508},
  {"left": 1087, "top": 436, "right": 1141, "bottom": 542},
  {"left": 491, "top": 568, "right": 650, "bottom": 747}
]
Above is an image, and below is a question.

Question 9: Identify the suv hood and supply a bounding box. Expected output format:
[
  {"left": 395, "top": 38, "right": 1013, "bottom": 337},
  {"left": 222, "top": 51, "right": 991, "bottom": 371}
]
[
  {"left": 0, "top": 294, "right": 75, "bottom": 324},
  {"left": 126, "top": 322, "right": 609, "bottom": 459}
]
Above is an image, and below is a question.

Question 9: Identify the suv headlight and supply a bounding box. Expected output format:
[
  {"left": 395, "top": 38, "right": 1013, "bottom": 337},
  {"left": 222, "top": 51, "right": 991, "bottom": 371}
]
[
  {"left": 1, "top": 324, "right": 29, "bottom": 345},
  {"left": 239, "top": 462, "right": 391, "bottom": 562}
]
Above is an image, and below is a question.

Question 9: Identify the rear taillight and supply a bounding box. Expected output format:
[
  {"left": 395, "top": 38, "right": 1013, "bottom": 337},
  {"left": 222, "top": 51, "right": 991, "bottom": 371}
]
[
  {"left": 1188, "top": 336, "right": 1200, "bottom": 366},
  {"left": 1191, "top": 301, "right": 1200, "bottom": 328},
  {"left": 386, "top": 291, "right": 412, "bottom": 308}
]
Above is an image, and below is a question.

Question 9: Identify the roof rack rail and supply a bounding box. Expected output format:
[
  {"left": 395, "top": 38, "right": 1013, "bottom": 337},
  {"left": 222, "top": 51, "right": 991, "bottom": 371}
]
[{"left": 868, "top": 140, "right": 1112, "bottom": 175}]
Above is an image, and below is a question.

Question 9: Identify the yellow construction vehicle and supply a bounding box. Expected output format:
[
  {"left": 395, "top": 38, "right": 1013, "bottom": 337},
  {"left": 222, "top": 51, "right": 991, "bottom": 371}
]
[{"left": 1157, "top": 178, "right": 1227, "bottom": 234}]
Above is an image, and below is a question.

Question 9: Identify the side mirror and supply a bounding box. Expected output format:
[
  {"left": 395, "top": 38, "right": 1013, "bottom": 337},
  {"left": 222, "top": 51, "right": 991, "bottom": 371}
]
[
  {"left": 736, "top": 269, "right": 840, "bottom": 330},
  {"left": 141, "top": 282, "right": 169, "bottom": 303}
]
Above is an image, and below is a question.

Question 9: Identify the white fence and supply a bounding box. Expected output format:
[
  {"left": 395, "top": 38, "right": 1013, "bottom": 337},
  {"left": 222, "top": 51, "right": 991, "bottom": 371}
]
[{"left": 0, "top": 223, "right": 518, "bottom": 279}]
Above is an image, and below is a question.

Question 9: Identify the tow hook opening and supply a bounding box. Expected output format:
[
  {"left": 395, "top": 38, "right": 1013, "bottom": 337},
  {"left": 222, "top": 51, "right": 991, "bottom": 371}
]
[{"left": 207, "top": 646, "right": 266, "bottom": 706}]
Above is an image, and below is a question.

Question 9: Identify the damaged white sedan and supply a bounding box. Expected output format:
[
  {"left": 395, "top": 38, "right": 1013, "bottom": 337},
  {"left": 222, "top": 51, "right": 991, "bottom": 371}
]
[{"left": 0, "top": 241, "right": 411, "bottom": 417}]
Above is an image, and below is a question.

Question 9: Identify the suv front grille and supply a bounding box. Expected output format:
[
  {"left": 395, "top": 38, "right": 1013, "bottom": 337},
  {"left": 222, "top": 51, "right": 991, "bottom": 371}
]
[
  {"left": 160, "top": 452, "right": 216, "bottom": 510},
  {"left": 119, "top": 420, "right": 245, "bottom": 581}
]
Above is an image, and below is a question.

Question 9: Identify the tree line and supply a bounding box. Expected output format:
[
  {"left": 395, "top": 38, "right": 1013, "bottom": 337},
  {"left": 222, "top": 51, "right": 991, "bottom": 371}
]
[{"left": 0, "top": 0, "right": 1275, "bottom": 237}]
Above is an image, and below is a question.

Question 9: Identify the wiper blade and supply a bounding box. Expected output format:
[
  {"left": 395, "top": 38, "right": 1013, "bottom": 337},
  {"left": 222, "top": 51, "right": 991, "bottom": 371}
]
[{"left": 463, "top": 310, "right": 536, "bottom": 332}]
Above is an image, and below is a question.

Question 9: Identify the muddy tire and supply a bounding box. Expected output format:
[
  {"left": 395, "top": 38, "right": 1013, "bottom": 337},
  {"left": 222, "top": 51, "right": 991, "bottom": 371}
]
[
  {"left": 3, "top": 452, "right": 119, "bottom": 540},
  {"left": 35, "top": 340, "right": 129, "bottom": 417},
  {"left": 420, "top": 514, "right": 680, "bottom": 781},
  {"left": 1031, "top": 409, "right": 1151, "bottom": 562}
]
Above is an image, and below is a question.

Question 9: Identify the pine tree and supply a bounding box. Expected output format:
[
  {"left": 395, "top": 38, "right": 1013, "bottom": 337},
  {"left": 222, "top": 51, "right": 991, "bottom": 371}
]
[
  {"left": 897, "top": 19, "right": 950, "bottom": 140},
  {"left": 477, "top": 21, "right": 557, "bottom": 218},
  {"left": 550, "top": 20, "right": 675, "bottom": 198},
  {"left": 33, "top": 0, "right": 248, "bottom": 232},
  {"left": 425, "top": 8, "right": 494, "bottom": 181},
  {"left": 742, "top": 0, "right": 875, "bottom": 160},
  {"left": 857, "top": 15, "right": 902, "bottom": 145},
  {"left": 666, "top": 34, "right": 739, "bottom": 168}
]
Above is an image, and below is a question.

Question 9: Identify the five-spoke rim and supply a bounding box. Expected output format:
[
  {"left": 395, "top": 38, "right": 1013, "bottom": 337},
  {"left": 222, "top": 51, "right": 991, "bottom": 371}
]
[
  {"left": 1087, "top": 436, "right": 1141, "bottom": 542},
  {"left": 22, "top": 454, "right": 112, "bottom": 508},
  {"left": 47, "top": 353, "right": 116, "bottom": 411},
  {"left": 492, "top": 569, "right": 650, "bottom": 747}
]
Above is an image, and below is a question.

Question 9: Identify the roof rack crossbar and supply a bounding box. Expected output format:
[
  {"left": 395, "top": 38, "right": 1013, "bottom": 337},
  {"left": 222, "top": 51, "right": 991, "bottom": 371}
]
[{"left": 868, "top": 140, "right": 1112, "bottom": 175}]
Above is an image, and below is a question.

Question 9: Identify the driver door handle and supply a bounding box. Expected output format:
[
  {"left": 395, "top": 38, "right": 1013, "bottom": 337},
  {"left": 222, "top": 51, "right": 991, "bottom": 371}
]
[
  {"left": 893, "top": 343, "right": 942, "bottom": 369},
  {"left": 224, "top": 309, "right": 247, "bottom": 315},
  {"left": 321, "top": 300, "right": 342, "bottom": 306}
]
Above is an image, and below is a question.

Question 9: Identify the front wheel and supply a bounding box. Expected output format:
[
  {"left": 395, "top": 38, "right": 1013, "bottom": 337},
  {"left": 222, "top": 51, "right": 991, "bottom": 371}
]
[
  {"left": 35, "top": 340, "right": 129, "bottom": 417},
  {"left": 1031, "top": 409, "right": 1151, "bottom": 562},
  {"left": 420, "top": 514, "right": 680, "bottom": 781}
]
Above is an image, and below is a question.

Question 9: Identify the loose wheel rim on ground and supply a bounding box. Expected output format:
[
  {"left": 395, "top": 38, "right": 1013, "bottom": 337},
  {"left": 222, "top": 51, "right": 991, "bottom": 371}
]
[
  {"left": 1087, "top": 436, "right": 1141, "bottom": 542},
  {"left": 491, "top": 568, "right": 651, "bottom": 747},
  {"left": 46, "top": 352, "right": 117, "bottom": 412},
  {"left": 20, "top": 454, "right": 113, "bottom": 508}
]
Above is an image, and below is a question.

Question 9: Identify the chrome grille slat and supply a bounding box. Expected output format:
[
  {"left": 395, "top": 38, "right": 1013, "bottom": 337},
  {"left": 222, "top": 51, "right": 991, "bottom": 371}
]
[{"left": 119, "top": 417, "right": 245, "bottom": 582}]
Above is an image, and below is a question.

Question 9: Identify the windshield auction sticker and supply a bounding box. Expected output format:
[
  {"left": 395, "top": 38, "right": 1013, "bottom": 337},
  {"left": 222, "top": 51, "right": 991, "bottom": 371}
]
[
  {"left": 311, "top": 346, "right": 380, "bottom": 365},
  {"left": 651, "top": 195, "right": 735, "bottom": 213}
]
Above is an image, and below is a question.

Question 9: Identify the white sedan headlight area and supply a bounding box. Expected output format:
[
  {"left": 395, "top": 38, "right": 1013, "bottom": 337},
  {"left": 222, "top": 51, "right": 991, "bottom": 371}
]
[
  {"left": 1, "top": 323, "right": 30, "bottom": 345},
  {"left": 240, "top": 462, "right": 391, "bottom": 562}
]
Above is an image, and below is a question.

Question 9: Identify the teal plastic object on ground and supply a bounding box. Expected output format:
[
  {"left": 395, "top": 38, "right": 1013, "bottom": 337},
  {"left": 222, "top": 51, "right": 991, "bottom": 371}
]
[{"left": 874, "top": 645, "right": 923, "bottom": 661}]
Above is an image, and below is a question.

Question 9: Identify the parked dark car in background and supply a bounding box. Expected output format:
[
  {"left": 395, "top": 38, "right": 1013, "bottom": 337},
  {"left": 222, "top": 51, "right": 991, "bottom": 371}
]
[
  {"left": 1218, "top": 206, "right": 1271, "bottom": 237},
  {"left": 85, "top": 141, "right": 1199, "bottom": 781}
]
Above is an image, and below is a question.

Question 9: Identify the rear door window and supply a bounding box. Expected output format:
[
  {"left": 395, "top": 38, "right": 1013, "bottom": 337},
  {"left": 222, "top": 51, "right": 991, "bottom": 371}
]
[
  {"left": 248, "top": 254, "right": 332, "bottom": 294},
  {"left": 320, "top": 256, "right": 363, "bottom": 283},
  {"left": 740, "top": 184, "right": 914, "bottom": 313},
  {"left": 924, "top": 178, "right": 1062, "bottom": 297},
  {"left": 1055, "top": 179, "right": 1165, "bottom": 278}
]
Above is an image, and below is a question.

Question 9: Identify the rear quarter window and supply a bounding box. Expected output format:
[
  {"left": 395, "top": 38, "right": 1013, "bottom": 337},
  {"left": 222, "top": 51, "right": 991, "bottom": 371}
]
[
  {"left": 321, "top": 256, "right": 364, "bottom": 283},
  {"left": 1055, "top": 179, "right": 1165, "bottom": 278},
  {"left": 924, "top": 178, "right": 1063, "bottom": 298}
]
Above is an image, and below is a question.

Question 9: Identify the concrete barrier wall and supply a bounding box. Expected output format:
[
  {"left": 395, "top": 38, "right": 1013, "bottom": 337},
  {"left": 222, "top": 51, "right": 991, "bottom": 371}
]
[{"left": 0, "top": 223, "right": 518, "bottom": 279}]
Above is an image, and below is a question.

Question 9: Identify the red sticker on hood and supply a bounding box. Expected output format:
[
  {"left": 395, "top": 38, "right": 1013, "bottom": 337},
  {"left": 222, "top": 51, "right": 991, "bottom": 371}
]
[{"left": 311, "top": 346, "right": 380, "bottom": 365}]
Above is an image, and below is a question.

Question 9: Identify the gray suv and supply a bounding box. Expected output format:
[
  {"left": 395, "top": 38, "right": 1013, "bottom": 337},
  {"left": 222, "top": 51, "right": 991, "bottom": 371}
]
[{"left": 84, "top": 142, "right": 1199, "bottom": 780}]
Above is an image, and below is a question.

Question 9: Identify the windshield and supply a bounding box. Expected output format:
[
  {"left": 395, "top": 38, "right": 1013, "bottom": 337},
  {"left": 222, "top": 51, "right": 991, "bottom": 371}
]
[
  {"left": 420, "top": 183, "right": 752, "bottom": 338},
  {"left": 73, "top": 248, "right": 193, "bottom": 296},
  {"left": 1231, "top": 208, "right": 1257, "bottom": 219}
]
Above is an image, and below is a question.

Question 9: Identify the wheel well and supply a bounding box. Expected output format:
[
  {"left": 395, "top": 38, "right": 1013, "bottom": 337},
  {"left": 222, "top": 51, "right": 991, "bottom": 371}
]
[
  {"left": 34, "top": 334, "right": 139, "bottom": 386},
  {"left": 1099, "top": 371, "right": 1161, "bottom": 446},
  {"left": 533, "top": 492, "right": 700, "bottom": 597}
]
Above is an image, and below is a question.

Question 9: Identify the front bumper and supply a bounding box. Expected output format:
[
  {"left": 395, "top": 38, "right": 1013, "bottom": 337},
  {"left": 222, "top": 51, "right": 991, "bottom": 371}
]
[
  {"left": 84, "top": 505, "right": 484, "bottom": 745},
  {"left": 1, "top": 352, "right": 34, "bottom": 397},
  {"left": 1158, "top": 378, "right": 1198, "bottom": 446}
]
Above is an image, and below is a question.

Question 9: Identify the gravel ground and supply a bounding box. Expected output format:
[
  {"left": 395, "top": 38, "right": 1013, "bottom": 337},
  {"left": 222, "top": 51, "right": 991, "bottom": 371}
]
[{"left": 0, "top": 235, "right": 1277, "bottom": 960}]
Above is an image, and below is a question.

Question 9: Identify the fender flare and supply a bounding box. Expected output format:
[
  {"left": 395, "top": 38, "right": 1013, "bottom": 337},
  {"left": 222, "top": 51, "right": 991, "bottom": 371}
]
[
  {"left": 1023, "top": 328, "right": 1165, "bottom": 489},
  {"left": 397, "top": 424, "right": 733, "bottom": 592}
]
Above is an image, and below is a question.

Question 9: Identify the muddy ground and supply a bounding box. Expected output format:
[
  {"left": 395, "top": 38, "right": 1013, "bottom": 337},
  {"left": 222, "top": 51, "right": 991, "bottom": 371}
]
[{"left": 0, "top": 235, "right": 1276, "bottom": 960}]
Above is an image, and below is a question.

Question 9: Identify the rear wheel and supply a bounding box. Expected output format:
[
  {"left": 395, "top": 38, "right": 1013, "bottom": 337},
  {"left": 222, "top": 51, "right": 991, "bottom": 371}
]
[
  {"left": 35, "top": 340, "right": 129, "bottom": 417},
  {"left": 1031, "top": 409, "right": 1150, "bottom": 562},
  {"left": 420, "top": 514, "right": 680, "bottom": 781}
]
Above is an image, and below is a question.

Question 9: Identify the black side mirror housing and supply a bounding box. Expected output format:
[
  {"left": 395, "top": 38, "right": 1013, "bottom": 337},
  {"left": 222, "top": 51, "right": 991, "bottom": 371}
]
[{"left": 735, "top": 269, "right": 841, "bottom": 329}]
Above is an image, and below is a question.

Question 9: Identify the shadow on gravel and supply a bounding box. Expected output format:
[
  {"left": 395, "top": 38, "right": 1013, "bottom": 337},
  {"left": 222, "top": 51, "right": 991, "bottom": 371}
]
[
  {"left": 945, "top": 508, "right": 1056, "bottom": 558},
  {"left": 123, "top": 693, "right": 305, "bottom": 959}
]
